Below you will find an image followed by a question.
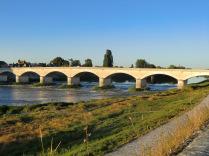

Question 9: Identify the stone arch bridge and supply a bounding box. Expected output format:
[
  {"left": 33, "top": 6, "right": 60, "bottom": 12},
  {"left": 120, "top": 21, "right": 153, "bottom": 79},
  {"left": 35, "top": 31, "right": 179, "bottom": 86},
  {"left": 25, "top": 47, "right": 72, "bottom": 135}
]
[{"left": 0, "top": 67, "right": 209, "bottom": 89}]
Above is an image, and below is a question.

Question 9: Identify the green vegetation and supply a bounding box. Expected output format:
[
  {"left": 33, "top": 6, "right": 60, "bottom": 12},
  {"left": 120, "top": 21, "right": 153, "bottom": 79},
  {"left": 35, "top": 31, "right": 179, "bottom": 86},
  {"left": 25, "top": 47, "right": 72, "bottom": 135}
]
[
  {"left": 2, "top": 51, "right": 190, "bottom": 68},
  {"left": 103, "top": 49, "right": 113, "bottom": 67},
  {"left": 0, "top": 61, "right": 8, "bottom": 67},
  {"left": 135, "top": 59, "right": 156, "bottom": 68},
  {"left": 50, "top": 57, "right": 69, "bottom": 67},
  {"left": 168, "top": 64, "right": 186, "bottom": 69},
  {"left": 0, "top": 82, "right": 209, "bottom": 156},
  {"left": 69, "top": 58, "right": 81, "bottom": 67},
  {"left": 49, "top": 57, "right": 93, "bottom": 67},
  {"left": 82, "top": 59, "right": 93, "bottom": 67}
]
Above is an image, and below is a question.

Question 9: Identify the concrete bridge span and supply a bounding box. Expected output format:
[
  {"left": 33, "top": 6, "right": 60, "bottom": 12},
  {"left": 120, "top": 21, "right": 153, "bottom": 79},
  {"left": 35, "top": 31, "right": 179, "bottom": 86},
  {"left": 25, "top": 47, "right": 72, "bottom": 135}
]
[{"left": 0, "top": 67, "right": 209, "bottom": 89}]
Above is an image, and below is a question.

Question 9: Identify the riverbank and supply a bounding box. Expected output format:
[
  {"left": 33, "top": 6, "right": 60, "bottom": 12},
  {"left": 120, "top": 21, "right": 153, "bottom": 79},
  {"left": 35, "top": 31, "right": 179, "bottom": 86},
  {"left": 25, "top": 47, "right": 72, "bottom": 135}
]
[
  {"left": 0, "top": 82, "right": 209, "bottom": 155},
  {"left": 107, "top": 82, "right": 209, "bottom": 156},
  {"left": 178, "top": 121, "right": 209, "bottom": 156}
]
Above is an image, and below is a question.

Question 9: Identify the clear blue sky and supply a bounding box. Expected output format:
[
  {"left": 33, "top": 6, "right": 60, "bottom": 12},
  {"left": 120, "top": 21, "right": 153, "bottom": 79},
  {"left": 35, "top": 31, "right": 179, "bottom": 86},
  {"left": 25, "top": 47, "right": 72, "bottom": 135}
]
[{"left": 0, "top": 0, "right": 209, "bottom": 68}]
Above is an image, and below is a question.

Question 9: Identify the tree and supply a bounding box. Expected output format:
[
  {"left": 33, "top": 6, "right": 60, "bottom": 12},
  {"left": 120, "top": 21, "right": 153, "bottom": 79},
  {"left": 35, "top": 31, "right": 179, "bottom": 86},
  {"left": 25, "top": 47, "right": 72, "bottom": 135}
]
[
  {"left": 83, "top": 59, "right": 93, "bottom": 67},
  {"left": 103, "top": 49, "right": 113, "bottom": 67},
  {"left": 50, "top": 57, "right": 69, "bottom": 67},
  {"left": 0, "top": 61, "right": 8, "bottom": 68},
  {"left": 168, "top": 65, "right": 186, "bottom": 69},
  {"left": 69, "top": 58, "right": 81, "bottom": 67},
  {"left": 135, "top": 59, "right": 147, "bottom": 68},
  {"left": 147, "top": 64, "right": 156, "bottom": 68},
  {"left": 130, "top": 64, "right": 134, "bottom": 68},
  {"left": 135, "top": 59, "right": 156, "bottom": 68}
]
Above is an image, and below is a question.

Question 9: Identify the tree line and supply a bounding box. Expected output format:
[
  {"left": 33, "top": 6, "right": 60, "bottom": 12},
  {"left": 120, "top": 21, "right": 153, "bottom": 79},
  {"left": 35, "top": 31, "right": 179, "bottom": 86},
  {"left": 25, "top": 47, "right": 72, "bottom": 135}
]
[{"left": 0, "top": 49, "right": 186, "bottom": 69}]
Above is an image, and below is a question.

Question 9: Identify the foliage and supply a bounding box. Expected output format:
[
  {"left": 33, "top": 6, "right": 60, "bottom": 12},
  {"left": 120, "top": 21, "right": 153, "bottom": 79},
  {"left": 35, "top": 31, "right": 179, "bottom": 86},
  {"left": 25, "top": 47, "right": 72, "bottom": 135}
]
[
  {"left": 103, "top": 49, "right": 113, "bottom": 67},
  {"left": 82, "top": 59, "right": 93, "bottom": 67},
  {"left": 50, "top": 57, "right": 69, "bottom": 67},
  {"left": 135, "top": 59, "right": 156, "bottom": 68},
  {"left": 168, "top": 65, "right": 186, "bottom": 69},
  {"left": 0, "top": 61, "right": 8, "bottom": 67},
  {"left": 69, "top": 58, "right": 81, "bottom": 67}
]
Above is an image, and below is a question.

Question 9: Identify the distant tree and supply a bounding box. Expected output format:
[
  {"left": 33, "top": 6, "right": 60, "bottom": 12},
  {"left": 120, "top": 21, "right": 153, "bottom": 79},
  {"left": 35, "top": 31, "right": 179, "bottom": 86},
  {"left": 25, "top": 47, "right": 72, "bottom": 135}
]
[
  {"left": 168, "top": 65, "right": 186, "bottom": 69},
  {"left": 103, "top": 49, "right": 113, "bottom": 67},
  {"left": 168, "top": 65, "right": 176, "bottom": 69},
  {"left": 135, "top": 59, "right": 147, "bottom": 68},
  {"left": 135, "top": 59, "right": 156, "bottom": 68},
  {"left": 147, "top": 64, "right": 156, "bottom": 68},
  {"left": 0, "top": 61, "right": 8, "bottom": 68},
  {"left": 17, "top": 60, "right": 31, "bottom": 67},
  {"left": 156, "top": 66, "right": 163, "bottom": 69},
  {"left": 130, "top": 64, "right": 134, "bottom": 68},
  {"left": 82, "top": 59, "right": 93, "bottom": 67},
  {"left": 69, "top": 58, "right": 81, "bottom": 67},
  {"left": 50, "top": 57, "right": 69, "bottom": 67},
  {"left": 38, "top": 63, "right": 47, "bottom": 67}
]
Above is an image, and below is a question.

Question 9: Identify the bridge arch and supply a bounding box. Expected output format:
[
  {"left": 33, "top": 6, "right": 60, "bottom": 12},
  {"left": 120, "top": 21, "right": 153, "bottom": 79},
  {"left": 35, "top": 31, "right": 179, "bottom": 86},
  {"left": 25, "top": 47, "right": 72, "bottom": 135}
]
[
  {"left": 104, "top": 71, "right": 137, "bottom": 79},
  {"left": 19, "top": 71, "right": 40, "bottom": 83},
  {"left": 183, "top": 74, "right": 209, "bottom": 81},
  {"left": 184, "top": 74, "right": 209, "bottom": 85},
  {"left": 140, "top": 73, "right": 179, "bottom": 90},
  {"left": 140, "top": 72, "right": 179, "bottom": 80},
  {"left": 71, "top": 70, "right": 99, "bottom": 78},
  {"left": 0, "top": 71, "right": 16, "bottom": 83},
  {"left": 73, "top": 72, "right": 99, "bottom": 86},
  {"left": 101, "top": 72, "right": 136, "bottom": 89},
  {"left": 44, "top": 71, "right": 68, "bottom": 84},
  {"left": 142, "top": 74, "right": 178, "bottom": 84}
]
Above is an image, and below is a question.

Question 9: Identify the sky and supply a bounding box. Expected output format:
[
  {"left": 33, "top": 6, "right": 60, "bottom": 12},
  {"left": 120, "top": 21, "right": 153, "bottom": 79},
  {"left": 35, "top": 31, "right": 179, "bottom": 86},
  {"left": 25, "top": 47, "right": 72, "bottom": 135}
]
[{"left": 0, "top": 0, "right": 209, "bottom": 68}]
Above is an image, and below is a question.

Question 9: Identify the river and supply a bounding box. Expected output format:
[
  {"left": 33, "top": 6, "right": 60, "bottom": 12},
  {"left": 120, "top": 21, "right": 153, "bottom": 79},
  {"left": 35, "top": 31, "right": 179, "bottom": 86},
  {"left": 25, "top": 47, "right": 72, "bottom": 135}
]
[{"left": 0, "top": 77, "right": 206, "bottom": 106}]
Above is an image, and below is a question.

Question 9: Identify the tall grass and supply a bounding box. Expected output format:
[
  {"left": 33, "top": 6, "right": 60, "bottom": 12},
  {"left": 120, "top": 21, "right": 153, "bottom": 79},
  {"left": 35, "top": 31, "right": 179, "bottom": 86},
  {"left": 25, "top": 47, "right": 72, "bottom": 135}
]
[
  {"left": 141, "top": 95, "right": 209, "bottom": 156},
  {"left": 39, "top": 127, "right": 61, "bottom": 156}
]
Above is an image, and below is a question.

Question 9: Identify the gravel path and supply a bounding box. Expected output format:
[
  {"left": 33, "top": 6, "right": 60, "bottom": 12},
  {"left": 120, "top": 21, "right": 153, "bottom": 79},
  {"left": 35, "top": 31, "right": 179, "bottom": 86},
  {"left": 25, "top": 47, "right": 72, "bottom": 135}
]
[{"left": 106, "top": 95, "right": 209, "bottom": 156}]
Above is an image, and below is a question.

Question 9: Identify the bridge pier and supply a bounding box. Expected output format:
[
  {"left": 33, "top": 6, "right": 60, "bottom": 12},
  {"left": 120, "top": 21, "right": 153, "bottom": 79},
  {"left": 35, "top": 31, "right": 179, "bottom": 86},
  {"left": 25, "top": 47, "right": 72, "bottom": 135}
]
[
  {"left": 39, "top": 76, "right": 53, "bottom": 84},
  {"left": 16, "top": 76, "right": 20, "bottom": 83},
  {"left": 99, "top": 78, "right": 112, "bottom": 88},
  {"left": 136, "top": 79, "right": 147, "bottom": 89},
  {"left": 67, "top": 77, "right": 80, "bottom": 86},
  {"left": 178, "top": 80, "right": 187, "bottom": 89},
  {"left": 16, "top": 76, "right": 29, "bottom": 83},
  {"left": 40, "top": 76, "right": 45, "bottom": 84}
]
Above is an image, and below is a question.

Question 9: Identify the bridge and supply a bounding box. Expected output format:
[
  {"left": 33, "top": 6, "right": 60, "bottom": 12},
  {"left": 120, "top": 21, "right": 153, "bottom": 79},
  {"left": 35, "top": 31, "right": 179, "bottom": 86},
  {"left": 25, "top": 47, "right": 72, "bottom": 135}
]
[{"left": 0, "top": 67, "right": 209, "bottom": 89}]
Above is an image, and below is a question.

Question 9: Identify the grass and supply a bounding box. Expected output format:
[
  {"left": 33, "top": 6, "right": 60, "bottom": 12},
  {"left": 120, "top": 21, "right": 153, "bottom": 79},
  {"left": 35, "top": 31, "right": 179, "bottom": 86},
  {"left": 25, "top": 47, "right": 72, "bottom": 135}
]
[{"left": 0, "top": 82, "right": 209, "bottom": 156}]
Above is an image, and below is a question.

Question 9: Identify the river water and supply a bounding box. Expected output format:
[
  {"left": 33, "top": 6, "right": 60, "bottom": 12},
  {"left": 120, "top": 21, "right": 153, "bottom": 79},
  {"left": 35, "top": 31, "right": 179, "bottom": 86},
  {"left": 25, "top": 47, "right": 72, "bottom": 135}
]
[{"left": 0, "top": 77, "right": 206, "bottom": 106}]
